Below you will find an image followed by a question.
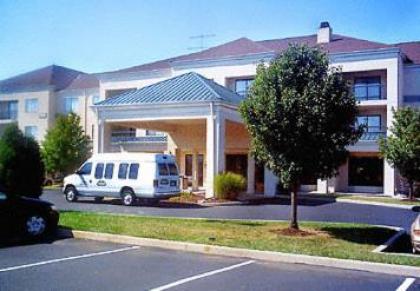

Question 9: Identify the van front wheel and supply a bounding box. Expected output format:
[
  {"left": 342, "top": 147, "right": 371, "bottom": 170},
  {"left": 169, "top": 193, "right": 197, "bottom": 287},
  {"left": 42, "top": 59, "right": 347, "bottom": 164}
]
[
  {"left": 65, "top": 186, "right": 78, "bottom": 202},
  {"left": 121, "top": 190, "right": 136, "bottom": 206}
]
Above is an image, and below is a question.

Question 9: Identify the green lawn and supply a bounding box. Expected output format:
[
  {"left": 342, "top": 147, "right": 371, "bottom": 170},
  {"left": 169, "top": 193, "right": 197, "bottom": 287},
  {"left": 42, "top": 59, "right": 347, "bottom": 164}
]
[
  {"left": 337, "top": 195, "right": 420, "bottom": 206},
  {"left": 59, "top": 211, "right": 420, "bottom": 267}
]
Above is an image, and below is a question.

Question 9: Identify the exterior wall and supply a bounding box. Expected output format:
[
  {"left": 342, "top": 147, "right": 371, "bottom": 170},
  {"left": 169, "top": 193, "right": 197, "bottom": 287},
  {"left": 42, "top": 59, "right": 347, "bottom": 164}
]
[
  {"left": 0, "top": 89, "right": 52, "bottom": 142},
  {"left": 56, "top": 88, "right": 100, "bottom": 139}
]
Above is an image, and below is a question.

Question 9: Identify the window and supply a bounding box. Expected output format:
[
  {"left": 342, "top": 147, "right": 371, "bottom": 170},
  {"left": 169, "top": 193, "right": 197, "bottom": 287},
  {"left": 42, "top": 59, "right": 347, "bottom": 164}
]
[
  {"left": 118, "top": 163, "right": 129, "bottom": 179},
  {"left": 64, "top": 97, "right": 79, "bottom": 114},
  {"left": 158, "top": 163, "right": 169, "bottom": 176},
  {"left": 349, "top": 157, "right": 383, "bottom": 187},
  {"left": 94, "top": 163, "right": 104, "bottom": 179},
  {"left": 25, "top": 98, "right": 39, "bottom": 113},
  {"left": 185, "top": 154, "right": 193, "bottom": 176},
  {"left": 235, "top": 79, "right": 254, "bottom": 97},
  {"left": 78, "top": 163, "right": 92, "bottom": 175},
  {"left": 168, "top": 163, "right": 178, "bottom": 176},
  {"left": 356, "top": 115, "right": 381, "bottom": 132},
  {"left": 0, "top": 101, "right": 18, "bottom": 120},
  {"left": 24, "top": 126, "right": 38, "bottom": 139},
  {"left": 129, "top": 163, "right": 139, "bottom": 179},
  {"left": 146, "top": 130, "right": 164, "bottom": 136},
  {"left": 353, "top": 77, "right": 382, "bottom": 100},
  {"left": 92, "top": 95, "right": 100, "bottom": 105},
  {"left": 104, "top": 163, "right": 114, "bottom": 179}
]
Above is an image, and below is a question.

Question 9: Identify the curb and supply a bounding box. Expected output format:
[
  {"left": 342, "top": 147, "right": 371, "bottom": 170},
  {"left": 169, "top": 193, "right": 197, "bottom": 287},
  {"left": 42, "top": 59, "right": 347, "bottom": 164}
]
[
  {"left": 60, "top": 229, "right": 420, "bottom": 278},
  {"left": 336, "top": 199, "right": 415, "bottom": 210}
]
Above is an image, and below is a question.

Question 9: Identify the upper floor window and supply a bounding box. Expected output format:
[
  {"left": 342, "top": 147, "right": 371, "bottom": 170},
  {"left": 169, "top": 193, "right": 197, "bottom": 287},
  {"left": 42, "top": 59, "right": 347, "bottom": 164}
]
[
  {"left": 24, "top": 126, "right": 38, "bottom": 140},
  {"left": 0, "top": 101, "right": 18, "bottom": 120},
  {"left": 64, "top": 97, "right": 79, "bottom": 114},
  {"left": 356, "top": 115, "right": 381, "bottom": 132},
  {"left": 92, "top": 95, "right": 100, "bottom": 105},
  {"left": 146, "top": 130, "right": 164, "bottom": 136},
  {"left": 235, "top": 79, "right": 254, "bottom": 97},
  {"left": 353, "top": 77, "right": 382, "bottom": 101},
  {"left": 25, "top": 98, "right": 39, "bottom": 113}
]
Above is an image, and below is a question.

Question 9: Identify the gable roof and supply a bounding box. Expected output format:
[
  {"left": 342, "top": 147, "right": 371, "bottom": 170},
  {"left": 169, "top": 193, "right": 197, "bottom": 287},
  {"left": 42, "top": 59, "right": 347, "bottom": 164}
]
[
  {"left": 95, "top": 72, "right": 243, "bottom": 107},
  {"left": 0, "top": 65, "right": 84, "bottom": 93}
]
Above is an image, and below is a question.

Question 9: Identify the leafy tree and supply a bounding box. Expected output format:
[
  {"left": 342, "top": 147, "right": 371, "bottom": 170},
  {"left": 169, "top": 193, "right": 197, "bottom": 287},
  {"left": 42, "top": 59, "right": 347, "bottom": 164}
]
[
  {"left": 42, "top": 113, "right": 91, "bottom": 176},
  {"left": 239, "top": 45, "right": 362, "bottom": 230},
  {"left": 0, "top": 124, "right": 45, "bottom": 198},
  {"left": 379, "top": 107, "right": 420, "bottom": 200}
]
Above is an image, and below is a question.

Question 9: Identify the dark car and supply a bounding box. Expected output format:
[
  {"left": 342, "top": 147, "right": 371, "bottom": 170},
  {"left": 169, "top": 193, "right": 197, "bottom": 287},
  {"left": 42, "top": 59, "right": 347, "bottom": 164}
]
[{"left": 0, "top": 190, "right": 59, "bottom": 242}]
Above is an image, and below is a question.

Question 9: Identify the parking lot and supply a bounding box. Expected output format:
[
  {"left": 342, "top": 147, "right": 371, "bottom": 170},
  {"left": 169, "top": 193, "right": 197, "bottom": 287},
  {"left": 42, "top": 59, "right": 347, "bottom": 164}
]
[{"left": 0, "top": 238, "right": 418, "bottom": 291}]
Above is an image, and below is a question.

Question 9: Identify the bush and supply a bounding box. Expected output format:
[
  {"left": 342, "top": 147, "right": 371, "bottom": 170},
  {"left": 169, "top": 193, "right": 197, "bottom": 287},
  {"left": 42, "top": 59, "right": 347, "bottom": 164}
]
[
  {"left": 0, "top": 124, "right": 45, "bottom": 198},
  {"left": 214, "top": 172, "right": 246, "bottom": 200}
]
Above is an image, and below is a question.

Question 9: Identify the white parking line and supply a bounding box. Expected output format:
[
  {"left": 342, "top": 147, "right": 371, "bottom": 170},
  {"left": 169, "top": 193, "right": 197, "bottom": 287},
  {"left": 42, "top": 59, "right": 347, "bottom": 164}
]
[
  {"left": 150, "top": 260, "right": 255, "bottom": 291},
  {"left": 396, "top": 278, "right": 416, "bottom": 291},
  {"left": 0, "top": 245, "right": 140, "bottom": 273}
]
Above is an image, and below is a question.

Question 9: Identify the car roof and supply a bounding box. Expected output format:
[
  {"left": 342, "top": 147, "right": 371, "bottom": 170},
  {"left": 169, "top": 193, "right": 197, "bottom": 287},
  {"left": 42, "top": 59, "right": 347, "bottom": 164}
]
[{"left": 88, "top": 153, "right": 175, "bottom": 163}]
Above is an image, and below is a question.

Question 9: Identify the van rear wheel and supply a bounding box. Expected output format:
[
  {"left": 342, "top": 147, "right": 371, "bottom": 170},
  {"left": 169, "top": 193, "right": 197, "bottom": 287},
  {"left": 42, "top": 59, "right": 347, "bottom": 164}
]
[{"left": 121, "top": 190, "right": 136, "bottom": 206}]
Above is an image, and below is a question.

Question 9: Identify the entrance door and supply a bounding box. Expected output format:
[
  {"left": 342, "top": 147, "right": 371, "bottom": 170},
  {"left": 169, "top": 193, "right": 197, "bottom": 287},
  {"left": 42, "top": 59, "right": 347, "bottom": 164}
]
[
  {"left": 225, "top": 154, "right": 248, "bottom": 179},
  {"left": 197, "top": 154, "right": 204, "bottom": 187}
]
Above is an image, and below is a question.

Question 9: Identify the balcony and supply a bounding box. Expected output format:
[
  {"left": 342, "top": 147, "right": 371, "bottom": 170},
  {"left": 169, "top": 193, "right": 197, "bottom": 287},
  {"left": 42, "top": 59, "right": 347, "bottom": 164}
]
[
  {"left": 111, "top": 131, "right": 168, "bottom": 144},
  {"left": 0, "top": 101, "right": 18, "bottom": 121},
  {"left": 359, "top": 127, "right": 386, "bottom": 141}
]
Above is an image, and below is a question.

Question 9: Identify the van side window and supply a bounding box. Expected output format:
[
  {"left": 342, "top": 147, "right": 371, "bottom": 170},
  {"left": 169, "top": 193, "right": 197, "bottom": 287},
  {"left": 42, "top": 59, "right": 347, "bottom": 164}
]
[
  {"left": 79, "top": 162, "right": 92, "bottom": 175},
  {"left": 158, "top": 163, "right": 169, "bottom": 176},
  {"left": 95, "top": 163, "right": 104, "bottom": 179},
  {"left": 129, "top": 163, "right": 139, "bottom": 179},
  {"left": 104, "top": 163, "right": 114, "bottom": 179},
  {"left": 168, "top": 163, "right": 178, "bottom": 176},
  {"left": 118, "top": 163, "right": 129, "bottom": 179}
]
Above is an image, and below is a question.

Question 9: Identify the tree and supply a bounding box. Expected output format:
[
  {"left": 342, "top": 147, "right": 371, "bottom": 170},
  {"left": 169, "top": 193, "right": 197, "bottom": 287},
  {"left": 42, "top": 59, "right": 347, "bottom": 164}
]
[
  {"left": 379, "top": 107, "right": 420, "bottom": 200},
  {"left": 42, "top": 113, "right": 91, "bottom": 176},
  {"left": 0, "top": 124, "right": 45, "bottom": 198},
  {"left": 239, "top": 45, "right": 362, "bottom": 230}
]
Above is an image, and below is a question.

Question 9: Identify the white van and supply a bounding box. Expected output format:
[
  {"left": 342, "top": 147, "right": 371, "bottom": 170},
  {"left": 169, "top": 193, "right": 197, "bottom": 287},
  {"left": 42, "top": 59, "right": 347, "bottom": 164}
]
[{"left": 63, "top": 153, "right": 180, "bottom": 206}]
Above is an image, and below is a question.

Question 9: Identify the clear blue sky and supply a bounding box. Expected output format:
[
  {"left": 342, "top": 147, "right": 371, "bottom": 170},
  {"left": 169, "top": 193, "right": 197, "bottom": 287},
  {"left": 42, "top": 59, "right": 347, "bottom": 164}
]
[{"left": 0, "top": 0, "right": 419, "bottom": 79}]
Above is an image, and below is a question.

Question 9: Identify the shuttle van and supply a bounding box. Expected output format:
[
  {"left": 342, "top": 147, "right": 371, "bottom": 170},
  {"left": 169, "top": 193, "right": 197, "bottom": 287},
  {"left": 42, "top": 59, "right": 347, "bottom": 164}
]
[{"left": 63, "top": 153, "right": 180, "bottom": 206}]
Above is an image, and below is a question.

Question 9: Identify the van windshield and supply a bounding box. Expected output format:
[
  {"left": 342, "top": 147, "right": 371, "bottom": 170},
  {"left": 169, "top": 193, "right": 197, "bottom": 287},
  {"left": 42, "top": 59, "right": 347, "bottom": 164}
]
[{"left": 168, "top": 163, "right": 178, "bottom": 176}]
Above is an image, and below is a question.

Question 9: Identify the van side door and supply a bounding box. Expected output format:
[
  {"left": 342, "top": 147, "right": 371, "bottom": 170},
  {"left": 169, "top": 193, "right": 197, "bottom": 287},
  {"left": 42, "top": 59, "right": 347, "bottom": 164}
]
[{"left": 90, "top": 162, "right": 105, "bottom": 196}]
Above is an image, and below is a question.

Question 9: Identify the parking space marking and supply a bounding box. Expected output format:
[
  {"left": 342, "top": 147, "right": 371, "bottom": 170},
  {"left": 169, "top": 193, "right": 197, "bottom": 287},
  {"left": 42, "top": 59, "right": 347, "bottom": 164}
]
[
  {"left": 396, "top": 278, "right": 416, "bottom": 291},
  {"left": 150, "top": 260, "right": 255, "bottom": 291},
  {"left": 0, "top": 245, "right": 140, "bottom": 273}
]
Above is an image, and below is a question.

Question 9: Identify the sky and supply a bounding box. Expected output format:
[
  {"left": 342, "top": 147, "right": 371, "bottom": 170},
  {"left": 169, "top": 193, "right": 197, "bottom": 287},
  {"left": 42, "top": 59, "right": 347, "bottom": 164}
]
[{"left": 0, "top": 0, "right": 419, "bottom": 79}]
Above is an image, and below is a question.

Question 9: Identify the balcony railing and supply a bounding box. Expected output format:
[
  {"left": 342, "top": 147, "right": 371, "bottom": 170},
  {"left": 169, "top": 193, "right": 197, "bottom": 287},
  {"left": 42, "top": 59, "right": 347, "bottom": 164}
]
[
  {"left": 353, "top": 84, "right": 386, "bottom": 101},
  {"left": 111, "top": 131, "right": 168, "bottom": 144},
  {"left": 359, "top": 127, "right": 387, "bottom": 141}
]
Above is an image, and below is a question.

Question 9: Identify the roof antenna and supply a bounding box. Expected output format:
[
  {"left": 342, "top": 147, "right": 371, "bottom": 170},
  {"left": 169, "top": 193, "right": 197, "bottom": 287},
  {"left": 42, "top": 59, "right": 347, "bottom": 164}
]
[{"left": 188, "top": 34, "right": 216, "bottom": 51}]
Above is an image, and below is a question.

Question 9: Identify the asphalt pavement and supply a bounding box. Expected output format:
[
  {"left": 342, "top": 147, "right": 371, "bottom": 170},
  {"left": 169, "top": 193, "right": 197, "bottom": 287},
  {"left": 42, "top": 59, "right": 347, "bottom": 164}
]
[
  {"left": 0, "top": 238, "right": 418, "bottom": 291},
  {"left": 42, "top": 190, "right": 418, "bottom": 230}
]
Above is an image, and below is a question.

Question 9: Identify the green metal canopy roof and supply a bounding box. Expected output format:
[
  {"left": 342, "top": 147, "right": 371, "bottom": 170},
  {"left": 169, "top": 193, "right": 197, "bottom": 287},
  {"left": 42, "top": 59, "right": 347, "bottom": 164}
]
[{"left": 95, "top": 72, "right": 243, "bottom": 107}]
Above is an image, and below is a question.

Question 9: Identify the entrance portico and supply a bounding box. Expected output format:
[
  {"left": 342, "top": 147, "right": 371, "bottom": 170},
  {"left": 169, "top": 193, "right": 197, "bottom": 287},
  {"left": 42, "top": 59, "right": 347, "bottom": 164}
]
[{"left": 93, "top": 72, "right": 275, "bottom": 197}]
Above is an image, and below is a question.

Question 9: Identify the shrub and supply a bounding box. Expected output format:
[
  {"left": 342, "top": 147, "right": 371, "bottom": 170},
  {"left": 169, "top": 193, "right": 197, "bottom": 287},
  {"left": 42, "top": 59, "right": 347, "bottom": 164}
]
[
  {"left": 0, "top": 124, "right": 45, "bottom": 198},
  {"left": 214, "top": 172, "right": 246, "bottom": 200}
]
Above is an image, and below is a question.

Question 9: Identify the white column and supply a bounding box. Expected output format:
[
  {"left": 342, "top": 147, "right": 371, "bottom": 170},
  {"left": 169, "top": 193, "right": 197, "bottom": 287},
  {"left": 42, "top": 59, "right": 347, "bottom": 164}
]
[
  {"left": 264, "top": 168, "right": 278, "bottom": 197},
  {"left": 317, "top": 179, "right": 327, "bottom": 193},
  {"left": 205, "top": 110, "right": 225, "bottom": 198},
  {"left": 384, "top": 160, "right": 395, "bottom": 196},
  {"left": 247, "top": 153, "right": 255, "bottom": 194},
  {"left": 206, "top": 115, "right": 216, "bottom": 198},
  {"left": 96, "top": 119, "right": 104, "bottom": 154},
  {"left": 383, "top": 58, "right": 400, "bottom": 196}
]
